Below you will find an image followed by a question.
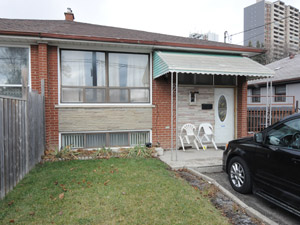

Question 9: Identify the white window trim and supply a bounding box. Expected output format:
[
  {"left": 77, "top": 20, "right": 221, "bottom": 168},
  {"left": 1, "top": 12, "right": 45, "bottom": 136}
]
[
  {"left": 57, "top": 47, "right": 153, "bottom": 106},
  {"left": 59, "top": 129, "right": 152, "bottom": 149},
  {"left": 0, "top": 44, "right": 31, "bottom": 92}
]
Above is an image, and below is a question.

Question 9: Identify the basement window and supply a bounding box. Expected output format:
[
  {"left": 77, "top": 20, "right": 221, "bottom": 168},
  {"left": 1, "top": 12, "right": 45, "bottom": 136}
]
[{"left": 61, "top": 131, "right": 150, "bottom": 149}]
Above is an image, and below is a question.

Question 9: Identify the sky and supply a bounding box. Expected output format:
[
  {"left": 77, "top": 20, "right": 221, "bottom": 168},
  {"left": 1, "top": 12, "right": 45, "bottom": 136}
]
[{"left": 1, "top": 0, "right": 300, "bottom": 45}]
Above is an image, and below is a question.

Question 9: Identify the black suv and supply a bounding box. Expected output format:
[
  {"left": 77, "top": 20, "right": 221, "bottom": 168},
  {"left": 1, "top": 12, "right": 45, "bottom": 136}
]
[{"left": 223, "top": 113, "right": 300, "bottom": 217}]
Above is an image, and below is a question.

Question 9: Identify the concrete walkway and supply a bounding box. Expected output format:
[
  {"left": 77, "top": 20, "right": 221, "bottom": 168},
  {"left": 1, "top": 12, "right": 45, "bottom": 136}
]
[{"left": 159, "top": 148, "right": 223, "bottom": 170}]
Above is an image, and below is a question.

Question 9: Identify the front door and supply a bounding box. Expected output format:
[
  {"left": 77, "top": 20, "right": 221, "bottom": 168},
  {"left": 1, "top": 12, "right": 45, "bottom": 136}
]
[{"left": 214, "top": 88, "right": 234, "bottom": 144}]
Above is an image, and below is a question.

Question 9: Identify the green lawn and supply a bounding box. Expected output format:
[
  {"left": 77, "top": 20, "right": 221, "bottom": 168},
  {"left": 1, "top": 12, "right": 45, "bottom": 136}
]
[{"left": 0, "top": 158, "right": 229, "bottom": 224}]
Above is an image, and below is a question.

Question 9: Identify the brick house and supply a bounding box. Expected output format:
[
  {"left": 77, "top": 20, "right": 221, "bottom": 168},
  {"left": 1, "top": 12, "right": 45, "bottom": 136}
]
[{"left": 0, "top": 10, "right": 274, "bottom": 150}]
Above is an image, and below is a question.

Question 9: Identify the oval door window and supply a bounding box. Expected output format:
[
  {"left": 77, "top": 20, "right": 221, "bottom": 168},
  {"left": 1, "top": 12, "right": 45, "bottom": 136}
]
[{"left": 218, "top": 95, "right": 227, "bottom": 122}]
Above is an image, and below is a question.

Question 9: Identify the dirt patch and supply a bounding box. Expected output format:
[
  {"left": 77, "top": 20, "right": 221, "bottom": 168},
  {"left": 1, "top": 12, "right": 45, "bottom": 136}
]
[{"left": 177, "top": 170, "right": 264, "bottom": 225}]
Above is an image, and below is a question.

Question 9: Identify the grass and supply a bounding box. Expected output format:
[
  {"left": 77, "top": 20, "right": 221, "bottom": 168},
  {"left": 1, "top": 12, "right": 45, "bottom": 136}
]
[{"left": 0, "top": 158, "right": 230, "bottom": 225}]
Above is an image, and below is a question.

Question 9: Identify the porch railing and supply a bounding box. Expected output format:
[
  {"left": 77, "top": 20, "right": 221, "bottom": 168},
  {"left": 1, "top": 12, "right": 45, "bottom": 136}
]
[{"left": 247, "top": 95, "right": 296, "bottom": 133}]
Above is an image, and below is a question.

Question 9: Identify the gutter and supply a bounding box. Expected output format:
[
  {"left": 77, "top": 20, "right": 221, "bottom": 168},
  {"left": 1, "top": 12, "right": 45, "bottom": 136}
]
[
  {"left": 248, "top": 77, "right": 300, "bottom": 87},
  {"left": 0, "top": 30, "right": 264, "bottom": 56}
]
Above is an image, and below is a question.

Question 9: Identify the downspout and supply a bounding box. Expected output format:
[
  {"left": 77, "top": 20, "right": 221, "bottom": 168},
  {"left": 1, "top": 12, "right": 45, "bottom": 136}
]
[
  {"left": 270, "top": 79, "right": 273, "bottom": 126},
  {"left": 265, "top": 78, "right": 269, "bottom": 127},
  {"left": 171, "top": 72, "right": 174, "bottom": 161},
  {"left": 176, "top": 72, "right": 178, "bottom": 161}
]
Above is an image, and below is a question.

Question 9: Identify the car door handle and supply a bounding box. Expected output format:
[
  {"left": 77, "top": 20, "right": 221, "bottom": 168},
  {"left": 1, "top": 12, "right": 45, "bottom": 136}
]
[{"left": 292, "top": 158, "right": 300, "bottom": 164}]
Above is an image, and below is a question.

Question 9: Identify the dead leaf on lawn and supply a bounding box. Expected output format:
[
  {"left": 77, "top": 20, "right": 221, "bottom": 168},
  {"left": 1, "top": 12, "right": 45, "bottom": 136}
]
[
  {"left": 54, "top": 181, "right": 58, "bottom": 185},
  {"left": 104, "top": 180, "right": 110, "bottom": 186},
  {"left": 9, "top": 219, "right": 14, "bottom": 223},
  {"left": 59, "top": 193, "right": 64, "bottom": 199},
  {"left": 29, "top": 212, "right": 35, "bottom": 216},
  {"left": 110, "top": 170, "right": 114, "bottom": 174},
  {"left": 122, "top": 192, "right": 126, "bottom": 195},
  {"left": 78, "top": 182, "right": 81, "bottom": 185},
  {"left": 82, "top": 179, "right": 86, "bottom": 183},
  {"left": 58, "top": 211, "right": 63, "bottom": 215},
  {"left": 87, "top": 181, "right": 91, "bottom": 185},
  {"left": 93, "top": 169, "right": 97, "bottom": 172},
  {"left": 70, "top": 168, "right": 75, "bottom": 171},
  {"left": 8, "top": 201, "right": 14, "bottom": 206}
]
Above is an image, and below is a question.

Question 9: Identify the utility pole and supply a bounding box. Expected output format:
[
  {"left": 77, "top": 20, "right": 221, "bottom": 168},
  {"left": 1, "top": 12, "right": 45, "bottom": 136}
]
[{"left": 224, "top": 31, "right": 228, "bottom": 43}]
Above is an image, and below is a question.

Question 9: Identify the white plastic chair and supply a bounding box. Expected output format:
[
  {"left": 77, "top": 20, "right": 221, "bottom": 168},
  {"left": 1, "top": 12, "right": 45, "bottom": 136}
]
[
  {"left": 197, "top": 123, "right": 218, "bottom": 150},
  {"left": 179, "top": 123, "right": 200, "bottom": 151}
]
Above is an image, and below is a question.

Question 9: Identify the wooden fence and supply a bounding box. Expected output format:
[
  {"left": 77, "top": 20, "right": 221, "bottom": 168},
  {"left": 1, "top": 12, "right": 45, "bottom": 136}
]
[
  {"left": 0, "top": 91, "right": 45, "bottom": 199},
  {"left": 247, "top": 95, "right": 296, "bottom": 133}
]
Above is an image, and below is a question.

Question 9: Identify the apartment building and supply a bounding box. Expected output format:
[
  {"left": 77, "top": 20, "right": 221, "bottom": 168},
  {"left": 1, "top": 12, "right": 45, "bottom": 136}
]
[{"left": 244, "top": 0, "right": 300, "bottom": 62}]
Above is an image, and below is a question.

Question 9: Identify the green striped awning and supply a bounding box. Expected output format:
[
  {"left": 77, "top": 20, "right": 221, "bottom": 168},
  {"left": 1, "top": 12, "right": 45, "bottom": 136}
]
[{"left": 153, "top": 51, "right": 274, "bottom": 79}]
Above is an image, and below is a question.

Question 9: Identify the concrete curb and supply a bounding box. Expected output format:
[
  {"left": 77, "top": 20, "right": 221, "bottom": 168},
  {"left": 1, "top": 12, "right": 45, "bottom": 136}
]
[{"left": 187, "top": 168, "right": 278, "bottom": 225}]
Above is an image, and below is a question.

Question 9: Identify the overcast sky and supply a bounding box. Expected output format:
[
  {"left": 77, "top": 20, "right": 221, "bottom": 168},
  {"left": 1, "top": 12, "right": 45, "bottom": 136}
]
[{"left": 1, "top": 0, "right": 300, "bottom": 45}]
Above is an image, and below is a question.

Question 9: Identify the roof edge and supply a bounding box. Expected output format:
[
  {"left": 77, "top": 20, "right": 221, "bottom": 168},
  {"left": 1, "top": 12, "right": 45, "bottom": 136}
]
[
  {"left": 0, "top": 30, "right": 264, "bottom": 54},
  {"left": 248, "top": 77, "right": 300, "bottom": 87}
]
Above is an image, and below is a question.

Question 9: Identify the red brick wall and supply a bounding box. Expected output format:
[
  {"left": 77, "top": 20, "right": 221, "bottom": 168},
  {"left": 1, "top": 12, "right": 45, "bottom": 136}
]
[
  {"left": 30, "top": 46, "right": 39, "bottom": 91},
  {"left": 237, "top": 76, "right": 248, "bottom": 138},
  {"left": 30, "top": 44, "right": 59, "bottom": 149},
  {"left": 46, "top": 46, "right": 59, "bottom": 149},
  {"left": 152, "top": 75, "right": 176, "bottom": 149}
]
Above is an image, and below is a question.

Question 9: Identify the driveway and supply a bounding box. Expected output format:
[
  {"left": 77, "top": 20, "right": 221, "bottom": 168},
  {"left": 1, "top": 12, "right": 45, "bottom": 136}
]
[
  {"left": 160, "top": 148, "right": 300, "bottom": 224},
  {"left": 193, "top": 168, "right": 300, "bottom": 225}
]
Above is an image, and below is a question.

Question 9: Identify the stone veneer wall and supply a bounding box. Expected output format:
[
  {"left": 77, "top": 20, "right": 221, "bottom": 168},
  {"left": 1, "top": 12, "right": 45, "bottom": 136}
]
[
  {"left": 59, "top": 107, "right": 152, "bottom": 132},
  {"left": 178, "top": 86, "right": 215, "bottom": 135}
]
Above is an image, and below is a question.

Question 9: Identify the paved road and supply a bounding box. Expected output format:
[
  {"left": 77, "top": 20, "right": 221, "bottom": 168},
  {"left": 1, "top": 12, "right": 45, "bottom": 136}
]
[{"left": 201, "top": 170, "right": 300, "bottom": 225}]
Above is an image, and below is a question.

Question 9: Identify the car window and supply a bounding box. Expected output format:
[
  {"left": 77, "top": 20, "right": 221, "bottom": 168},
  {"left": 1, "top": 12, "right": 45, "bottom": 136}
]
[{"left": 266, "top": 118, "right": 300, "bottom": 150}]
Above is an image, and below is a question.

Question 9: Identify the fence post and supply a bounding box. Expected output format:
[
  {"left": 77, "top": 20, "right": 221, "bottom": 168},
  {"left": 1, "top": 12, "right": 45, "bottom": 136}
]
[
  {"left": 41, "top": 79, "right": 46, "bottom": 153},
  {"left": 25, "top": 92, "right": 29, "bottom": 174},
  {"left": 22, "top": 69, "right": 28, "bottom": 101},
  {"left": 292, "top": 96, "right": 295, "bottom": 114}
]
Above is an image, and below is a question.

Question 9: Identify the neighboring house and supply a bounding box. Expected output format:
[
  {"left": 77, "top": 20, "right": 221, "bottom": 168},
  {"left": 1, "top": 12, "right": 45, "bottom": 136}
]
[
  {"left": 0, "top": 9, "right": 274, "bottom": 150},
  {"left": 247, "top": 54, "right": 300, "bottom": 132},
  {"left": 248, "top": 54, "right": 300, "bottom": 108}
]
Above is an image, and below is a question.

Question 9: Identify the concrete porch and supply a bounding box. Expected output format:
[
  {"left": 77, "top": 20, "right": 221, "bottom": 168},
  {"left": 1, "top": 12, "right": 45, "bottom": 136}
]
[{"left": 159, "top": 148, "right": 223, "bottom": 170}]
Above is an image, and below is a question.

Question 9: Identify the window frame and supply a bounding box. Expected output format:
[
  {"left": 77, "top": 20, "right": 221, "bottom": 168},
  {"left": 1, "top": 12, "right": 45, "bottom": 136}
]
[
  {"left": 0, "top": 45, "right": 31, "bottom": 98},
  {"left": 275, "top": 85, "right": 286, "bottom": 102},
  {"left": 59, "top": 49, "right": 151, "bottom": 105},
  {"left": 252, "top": 87, "right": 261, "bottom": 103},
  {"left": 265, "top": 118, "right": 300, "bottom": 150}
]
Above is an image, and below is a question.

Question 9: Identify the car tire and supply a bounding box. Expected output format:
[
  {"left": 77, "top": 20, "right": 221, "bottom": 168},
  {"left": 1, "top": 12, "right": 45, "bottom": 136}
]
[{"left": 228, "top": 156, "right": 252, "bottom": 194}]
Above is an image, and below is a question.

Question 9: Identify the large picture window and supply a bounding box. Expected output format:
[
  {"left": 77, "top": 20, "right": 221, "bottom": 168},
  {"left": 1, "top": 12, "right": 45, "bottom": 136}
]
[
  {"left": 61, "top": 50, "right": 150, "bottom": 103},
  {"left": 0, "top": 46, "right": 29, "bottom": 98}
]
